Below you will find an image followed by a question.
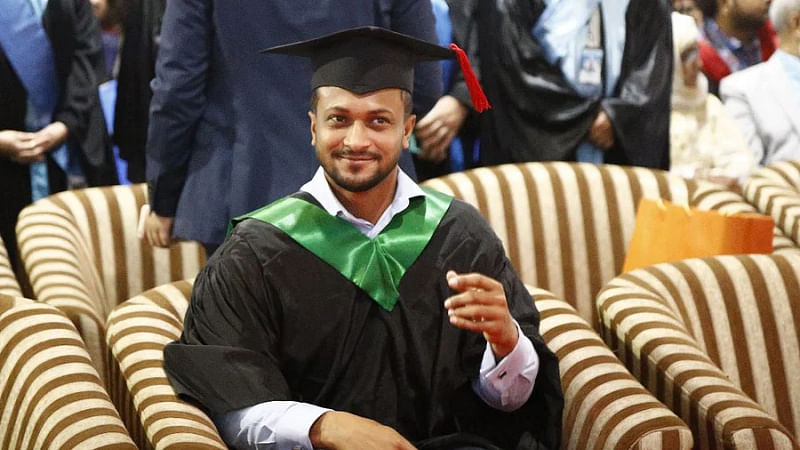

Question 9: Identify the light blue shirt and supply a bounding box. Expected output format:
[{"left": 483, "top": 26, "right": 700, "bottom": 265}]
[
  {"left": 775, "top": 50, "right": 800, "bottom": 93},
  {"left": 214, "top": 167, "right": 540, "bottom": 450}
]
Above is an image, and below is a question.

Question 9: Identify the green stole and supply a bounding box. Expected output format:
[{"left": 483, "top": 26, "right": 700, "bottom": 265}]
[{"left": 229, "top": 188, "right": 453, "bottom": 311}]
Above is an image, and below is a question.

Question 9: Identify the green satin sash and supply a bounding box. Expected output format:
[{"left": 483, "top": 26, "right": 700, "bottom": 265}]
[{"left": 230, "top": 188, "right": 453, "bottom": 311}]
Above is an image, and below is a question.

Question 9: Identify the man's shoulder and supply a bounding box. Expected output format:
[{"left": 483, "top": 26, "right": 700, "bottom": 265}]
[{"left": 719, "top": 62, "right": 769, "bottom": 98}]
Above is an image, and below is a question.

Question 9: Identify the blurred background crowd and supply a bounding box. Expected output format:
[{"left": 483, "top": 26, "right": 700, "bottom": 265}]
[{"left": 2, "top": 0, "right": 797, "bottom": 266}]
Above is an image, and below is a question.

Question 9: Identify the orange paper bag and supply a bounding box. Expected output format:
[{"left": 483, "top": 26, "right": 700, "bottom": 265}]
[{"left": 622, "top": 198, "right": 774, "bottom": 272}]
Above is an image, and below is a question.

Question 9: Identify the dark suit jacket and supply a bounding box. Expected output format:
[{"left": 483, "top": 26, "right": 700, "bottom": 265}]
[
  {"left": 146, "top": 0, "right": 443, "bottom": 246},
  {"left": 0, "top": 0, "right": 117, "bottom": 269}
]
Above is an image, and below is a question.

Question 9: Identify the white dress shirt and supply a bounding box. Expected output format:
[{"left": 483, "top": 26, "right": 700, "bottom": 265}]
[{"left": 214, "top": 168, "right": 539, "bottom": 449}]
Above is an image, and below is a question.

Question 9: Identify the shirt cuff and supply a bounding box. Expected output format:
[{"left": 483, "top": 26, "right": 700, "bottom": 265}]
[
  {"left": 477, "top": 320, "right": 539, "bottom": 410},
  {"left": 274, "top": 403, "right": 331, "bottom": 450}
]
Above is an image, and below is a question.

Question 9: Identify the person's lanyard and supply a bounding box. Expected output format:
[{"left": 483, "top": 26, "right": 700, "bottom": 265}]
[{"left": 576, "top": 5, "right": 605, "bottom": 97}]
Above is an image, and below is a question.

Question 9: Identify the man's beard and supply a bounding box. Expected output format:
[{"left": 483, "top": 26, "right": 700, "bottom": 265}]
[
  {"left": 324, "top": 148, "right": 401, "bottom": 193},
  {"left": 730, "top": 2, "right": 768, "bottom": 31}
]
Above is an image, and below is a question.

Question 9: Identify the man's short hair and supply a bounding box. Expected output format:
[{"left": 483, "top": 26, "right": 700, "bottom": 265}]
[
  {"left": 770, "top": 0, "right": 800, "bottom": 34},
  {"left": 309, "top": 88, "right": 413, "bottom": 118}
]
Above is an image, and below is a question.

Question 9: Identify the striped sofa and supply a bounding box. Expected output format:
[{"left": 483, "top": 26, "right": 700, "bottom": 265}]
[
  {"left": 15, "top": 183, "right": 205, "bottom": 385},
  {"left": 422, "top": 162, "right": 798, "bottom": 326},
  {"left": 596, "top": 254, "right": 800, "bottom": 449},
  {"left": 0, "top": 295, "right": 136, "bottom": 449},
  {"left": 743, "top": 160, "right": 800, "bottom": 247},
  {"left": 106, "top": 280, "right": 693, "bottom": 450},
  {"left": 0, "top": 236, "right": 21, "bottom": 297},
  {"left": 106, "top": 280, "right": 225, "bottom": 450}
]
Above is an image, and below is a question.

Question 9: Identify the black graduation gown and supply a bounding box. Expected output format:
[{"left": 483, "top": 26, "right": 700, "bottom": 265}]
[
  {"left": 450, "top": 0, "right": 672, "bottom": 169},
  {"left": 113, "top": 0, "right": 166, "bottom": 182},
  {"left": 164, "top": 195, "right": 563, "bottom": 449}
]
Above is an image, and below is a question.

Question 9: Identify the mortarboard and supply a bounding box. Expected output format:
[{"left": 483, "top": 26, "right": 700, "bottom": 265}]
[{"left": 261, "top": 26, "right": 490, "bottom": 112}]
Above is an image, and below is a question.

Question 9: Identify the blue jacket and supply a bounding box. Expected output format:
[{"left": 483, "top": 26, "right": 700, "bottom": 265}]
[{"left": 146, "top": 0, "right": 442, "bottom": 246}]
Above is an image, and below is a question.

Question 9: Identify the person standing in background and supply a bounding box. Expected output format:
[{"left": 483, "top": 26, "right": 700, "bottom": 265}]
[
  {"left": 448, "top": 0, "right": 673, "bottom": 170},
  {"left": 113, "top": 0, "right": 166, "bottom": 182},
  {"left": 0, "top": 0, "right": 117, "bottom": 282},
  {"left": 140, "top": 1, "right": 442, "bottom": 256},
  {"left": 698, "top": 0, "right": 776, "bottom": 94},
  {"left": 720, "top": 0, "right": 800, "bottom": 166}
]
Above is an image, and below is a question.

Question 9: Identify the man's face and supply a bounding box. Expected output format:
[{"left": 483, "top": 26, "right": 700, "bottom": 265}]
[
  {"left": 728, "top": 0, "right": 771, "bottom": 30},
  {"left": 309, "top": 86, "right": 415, "bottom": 193}
]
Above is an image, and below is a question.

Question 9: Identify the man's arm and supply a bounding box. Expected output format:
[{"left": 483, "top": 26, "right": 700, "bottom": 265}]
[
  {"left": 145, "top": 0, "right": 212, "bottom": 226},
  {"left": 445, "top": 271, "right": 539, "bottom": 411},
  {"left": 386, "top": 0, "right": 443, "bottom": 116}
]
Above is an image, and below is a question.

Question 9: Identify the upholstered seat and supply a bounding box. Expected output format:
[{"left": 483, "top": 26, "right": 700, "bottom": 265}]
[
  {"left": 529, "top": 287, "right": 693, "bottom": 449},
  {"left": 15, "top": 183, "right": 205, "bottom": 384},
  {"left": 0, "top": 236, "right": 21, "bottom": 297},
  {"left": 0, "top": 295, "right": 136, "bottom": 449},
  {"left": 596, "top": 254, "right": 800, "bottom": 449},
  {"left": 106, "top": 280, "right": 693, "bottom": 449},
  {"left": 743, "top": 160, "right": 800, "bottom": 247},
  {"left": 422, "top": 162, "right": 797, "bottom": 325},
  {"left": 105, "top": 280, "right": 225, "bottom": 450}
]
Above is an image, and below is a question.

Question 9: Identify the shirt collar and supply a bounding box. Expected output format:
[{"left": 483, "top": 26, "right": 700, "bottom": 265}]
[{"left": 300, "top": 167, "right": 426, "bottom": 237}]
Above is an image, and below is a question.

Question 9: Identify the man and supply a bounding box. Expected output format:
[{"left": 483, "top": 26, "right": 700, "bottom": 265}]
[
  {"left": 442, "top": 0, "right": 673, "bottom": 169},
  {"left": 720, "top": 0, "right": 800, "bottom": 165},
  {"left": 699, "top": 0, "right": 777, "bottom": 94},
  {"left": 140, "top": 0, "right": 443, "bottom": 256},
  {"left": 0, "top": 0, "right": 117, "bottom": 280},
  {"left": 163, "top": 27, "right": 563, "bottom": 449}
]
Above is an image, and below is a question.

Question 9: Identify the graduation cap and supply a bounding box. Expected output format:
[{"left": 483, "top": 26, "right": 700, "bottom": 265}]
[{"left": 261, "top": 26, "right": 490, "bottom": 112}]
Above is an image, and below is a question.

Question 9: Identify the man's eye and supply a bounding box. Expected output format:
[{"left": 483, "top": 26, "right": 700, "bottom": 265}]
[
  {"left": 328, "top": 115, "right": 346, "bottom": 123},
  {"left": 372, "top": 117, "right": 390, "bottom": 125}
]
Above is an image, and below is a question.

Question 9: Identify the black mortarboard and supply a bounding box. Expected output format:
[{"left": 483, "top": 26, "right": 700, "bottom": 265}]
[{"left": 262, "top": 26, "right": 490, "bottom": 111}]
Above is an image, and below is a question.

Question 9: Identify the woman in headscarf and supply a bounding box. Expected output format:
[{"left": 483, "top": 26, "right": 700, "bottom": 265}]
[{"left": 669, "top": 11, "right": 755, "bottom": 188}]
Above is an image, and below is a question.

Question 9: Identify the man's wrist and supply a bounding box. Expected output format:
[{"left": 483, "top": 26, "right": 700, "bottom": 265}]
[{"left": 309, "top": 411, "right": 337, "bottom": 448}]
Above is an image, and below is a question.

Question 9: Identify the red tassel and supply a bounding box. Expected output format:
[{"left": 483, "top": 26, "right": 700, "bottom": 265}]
[{"left": 449, "top": 43, "right": 491, "bottom": 112}]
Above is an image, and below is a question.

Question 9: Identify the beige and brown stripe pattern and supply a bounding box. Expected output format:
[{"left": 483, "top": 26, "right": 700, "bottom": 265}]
[
  {"left": 15, "top": 183, "right": 205, "bottom": 383},
  {"left": 422, "top": 162, "right": 793, "bottom": 325},
  {"left": 596, "top": 254, "right": 800, "bottom": 449},
  {"left": 530, "top": 287, "right": 693, "bottom": 450},
  {"left": 0, "top": 295, "right": 136, "bottom": 449},
  {"left": 106, "top": 280, "right": 226, "bottom": 450},
  {"left": 0, "top": 235, "right": 22, "bottom": 297},
  {"left": 744, "top": 160, "right": 800, "bottom": 248}
]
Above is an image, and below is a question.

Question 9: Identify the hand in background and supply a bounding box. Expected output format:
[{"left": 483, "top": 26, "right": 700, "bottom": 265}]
[
  {"left": 138, "top": 205, "right": 176, "bottom": 248},
  {"left": 444, "top": 270, "right": 518, "bottom": 359},
  {"left": 414, "top": 95, "right": 468, "bottom": 163},
  {"left": 587, "top": 110, "right": 615, "bottom": 149},
  {"left": 0, "top": 129, "right": 40, "bottom": 163},
  {"left": 0, "top": 122, "right": 68, "bottom": 164},
  {"left": 309, "top": 411, "right": 416, "bottom": 450}
]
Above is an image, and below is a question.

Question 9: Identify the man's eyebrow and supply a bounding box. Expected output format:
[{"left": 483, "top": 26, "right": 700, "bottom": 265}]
[{"left": 325, "top": 105, "right": 395, "bottom": 115}]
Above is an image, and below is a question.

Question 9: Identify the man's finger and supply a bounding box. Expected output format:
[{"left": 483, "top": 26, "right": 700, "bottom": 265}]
[{"left": 447, "top": 272, "right": 502, "bottom": 293}]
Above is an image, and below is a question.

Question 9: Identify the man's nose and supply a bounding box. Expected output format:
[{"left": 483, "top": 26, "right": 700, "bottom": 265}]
[{"left": 344, "top": 121, "right": 370, "bottom": 150}]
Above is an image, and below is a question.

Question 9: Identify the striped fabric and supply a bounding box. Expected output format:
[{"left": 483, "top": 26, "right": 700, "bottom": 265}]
[
  {"left": 422, "top": 162, "right": 797, "bottom": 325},
  {"left": 0, "top": 295, "right": 136, "bottom": 449},
  {"left": 0, "top": 235, "right": 22, "bottom": 297},
  {"left": 596, "top": 254, "right": 800, "bottom": 449},
  {"left": 530, "top": 287, "right": 693, "bottom": 450},
  {"left": 744, "top": 160, "right": 800, "bottom": 247},
  {"left": 106, "top": 280, "right": 226, "bottom": 450},
  {"left": 15, "top": 183, "right": 205, "bottom": 383}
]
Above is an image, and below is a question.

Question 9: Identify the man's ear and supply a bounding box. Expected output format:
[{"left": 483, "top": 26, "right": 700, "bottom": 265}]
[
  {"left": 309, "top": 111, "right": 317, "bottom": 146},
  {"left": 403, "top": 114, "right": 416, "bottom": 149}
]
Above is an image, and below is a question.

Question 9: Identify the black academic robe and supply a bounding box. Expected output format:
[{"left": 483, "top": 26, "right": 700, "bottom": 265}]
[
  {"left": 113, "top": 0, "right": 166, "bottom": 182},
  {"left": 164, "top": 195, "right": 563, "bottom": 449},
  {"left": 450, "top": 0, "right": 672, "bottom": 169},
  {"left": 0, "top": 0, "right": 117, "bottom": 274}
]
